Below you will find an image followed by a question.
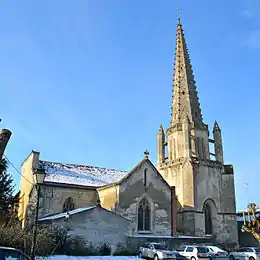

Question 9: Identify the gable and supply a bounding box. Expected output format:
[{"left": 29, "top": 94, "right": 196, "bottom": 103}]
[{"left": 119, "top": 158, "right": 172, "bottom": 191}]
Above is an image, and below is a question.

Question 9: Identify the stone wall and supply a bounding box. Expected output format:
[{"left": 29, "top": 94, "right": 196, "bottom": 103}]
[
  {"left": 41, "top": 206, "right": 131, "bottom": 253},
  {"left": 118, "top": 159, "right": 173, "bottom": 236},
  {"left": 39, "top": 184, "right": 97, "bottom": 216},
  {"left": 23, "top": 183, "right": 97, "bottom": 228},
  {"left": 19, "top": 151, "right": 39, "bottom": 227},
  {"left": 195, "top": 163, "right": 222, "bottom": 212},
  {"left": 216, "top": 214, "right": 238, "bottom": 247},
  {"left": 98, "top": 184, "right": 118, "bottom": 212}
]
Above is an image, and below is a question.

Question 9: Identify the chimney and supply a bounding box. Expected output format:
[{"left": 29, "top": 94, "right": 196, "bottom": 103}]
[
  {"left": 0, "top": 129, "right": 12, "bottom": 159},
  {"left": 171, "top": 186, "right": 177, "bottom": 236}
]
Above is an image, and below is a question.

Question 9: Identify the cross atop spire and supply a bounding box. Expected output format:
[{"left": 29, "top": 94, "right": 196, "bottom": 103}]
[
  {"left": 144, "top": 150, "right": 149, "bottom": 158},
  {"left": 170, "top": 18, "right": 203, "bottom": 127},
  {"left": 177, "top": 8, "right": 181, "bottom": 24}
]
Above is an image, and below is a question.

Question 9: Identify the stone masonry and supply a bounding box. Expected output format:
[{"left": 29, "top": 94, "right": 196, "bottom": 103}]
[{"left": 156, "top": 18, "right": 238, "bottom": 247}]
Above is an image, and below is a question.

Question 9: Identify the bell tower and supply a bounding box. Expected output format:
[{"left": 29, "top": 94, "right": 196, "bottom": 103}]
[
  {"left": 156, "top": 16, "right": 238, "bottom": 246},
  {"left": 157, "top": 17, "right": 211, "bottom": 210}
]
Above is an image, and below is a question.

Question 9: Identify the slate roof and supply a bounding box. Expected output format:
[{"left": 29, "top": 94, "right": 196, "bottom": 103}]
[{"left": 38, "top": 160, "right": 128, "bottom": 188}]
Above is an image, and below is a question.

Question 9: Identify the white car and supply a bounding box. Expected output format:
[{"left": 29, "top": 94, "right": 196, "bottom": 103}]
[
  {"left": 205, "top": 246, "right": 228, "bottom": 259},
  {"left": 138, "top": 242, "right": 177, "bottom": 259},
  {"left": 229, "top": 247, "right": 260, "bottom": 260},
  {"left": 177, "top": 245, "right": 210, "bottom": 260}
]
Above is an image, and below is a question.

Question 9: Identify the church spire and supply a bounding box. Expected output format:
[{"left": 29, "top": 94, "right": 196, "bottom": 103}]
[{"left": 171, "top": 16, "right": 203, "bottom": 127}]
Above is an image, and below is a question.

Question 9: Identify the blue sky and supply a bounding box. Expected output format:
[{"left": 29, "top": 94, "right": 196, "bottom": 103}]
[{"left": 0, "top": 0, "right": 259, "bottom": 211}]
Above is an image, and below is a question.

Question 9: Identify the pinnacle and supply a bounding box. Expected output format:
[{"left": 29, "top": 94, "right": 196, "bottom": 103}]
[
  {"left": 158, "top": 124, "right": 164, "bottom": 133},
  {"left": 213, "top": 121, "right": 221, "bottom": 131}
]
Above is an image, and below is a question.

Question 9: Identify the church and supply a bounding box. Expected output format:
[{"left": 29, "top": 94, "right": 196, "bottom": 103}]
[{"left": 17, "top": 18, "right": 238, "bottom": 249}]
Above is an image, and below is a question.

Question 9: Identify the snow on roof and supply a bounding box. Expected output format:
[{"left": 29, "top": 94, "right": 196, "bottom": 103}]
[
  {"left": 39, "top": 160, "right": 128, "bottom": 187},
  {"left": 39, "top": 206, "right": 97, "bottom": 221},
  {"left": 37, "top": 256, "right": 139, "bottom": 260}
]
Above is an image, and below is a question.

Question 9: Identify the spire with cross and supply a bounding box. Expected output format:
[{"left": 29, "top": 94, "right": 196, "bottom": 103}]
[{"left": 170, "top": 12, "right": 203, "bottom": 127}]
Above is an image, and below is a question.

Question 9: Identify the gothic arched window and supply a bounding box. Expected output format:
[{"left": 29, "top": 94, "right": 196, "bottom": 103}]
[
  {"left": 63, "top": 197, "right": 75, "bottom": 212},
  {"left": 204, "top": 202, "right": 212, "bottom": 235},
  {"left": 138, "top": 197, "right": 151, "bottom": 231}
]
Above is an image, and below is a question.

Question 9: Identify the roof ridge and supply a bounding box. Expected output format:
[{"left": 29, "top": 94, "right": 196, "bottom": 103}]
[
  {"left": 39, "top": 159, "right": 128, "bottom": 172},
  {"left": 39, "top": 206, "right": 97, "bottom": 221}
]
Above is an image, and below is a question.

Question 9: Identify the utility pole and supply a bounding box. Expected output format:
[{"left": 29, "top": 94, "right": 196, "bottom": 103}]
[{"left": 30, "top": 169, "right": 45, "bottom": 260}]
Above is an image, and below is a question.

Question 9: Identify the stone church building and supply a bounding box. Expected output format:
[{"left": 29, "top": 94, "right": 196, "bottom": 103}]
[{"left": 17, "top": 18, "right": 238, "bottom": 248}]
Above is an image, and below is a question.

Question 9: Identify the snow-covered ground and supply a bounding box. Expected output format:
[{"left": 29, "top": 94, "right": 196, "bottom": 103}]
[{"left": 38, "top": 256, "right": 139, "bottom": 260}]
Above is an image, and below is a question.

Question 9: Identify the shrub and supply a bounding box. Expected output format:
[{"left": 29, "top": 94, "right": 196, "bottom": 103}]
[
  {"left": 113, "top": 243, "right": 135, "bottom": 256},
  {"left": 98, "top": 242, "right": 111, "bottom": 255},
  {"left": 0, "top": 223, "right": 87, "bottom": 256}
]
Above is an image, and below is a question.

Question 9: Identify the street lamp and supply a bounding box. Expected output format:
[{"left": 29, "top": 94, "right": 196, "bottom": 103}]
[{"left": 30, "top": 168, "right": 45, "bottom": 260}]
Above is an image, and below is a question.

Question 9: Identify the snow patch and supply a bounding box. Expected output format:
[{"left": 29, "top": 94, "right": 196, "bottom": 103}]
[
  {"left": 39, "top": 206, "right": 97, "bottom": 221},
  {"left": 128, "top": 234, "right": 206, "bottom": 239},
  {"left": 156, "top": 209, "right": 167, "bottom": 218},
  {"left": 39, "top": 160, "right": 128, "bottom": 187},
  {"left": 37, "top": 256, "right": 139, "bottom": 260}
]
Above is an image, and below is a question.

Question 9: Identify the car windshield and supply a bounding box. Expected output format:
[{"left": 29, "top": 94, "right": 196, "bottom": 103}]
[
  {"left": 3, "top": 249, "right": 22, "bottom": 260},
  {"left": 176, "top": 247, "right": 186, "bottom": 252},
  {"left": 197, "top": 247, "right": 208, "bottom": 253},
  {"left": 153, "top": 244, "right": 167, "bottom": 250},
  {"left": 254, "top": 248, "right": 260, "bottom": 253}
]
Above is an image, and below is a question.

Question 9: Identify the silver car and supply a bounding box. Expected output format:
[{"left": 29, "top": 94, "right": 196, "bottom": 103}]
[
  {"left": 229, "top": 247, "right": 260, "bottom": 260},
  {"left": 138, "top": 242, "right": 177, "bottom": 260},
  {"left": 205, "top": 246, "right": 229, "bottom": 260}
]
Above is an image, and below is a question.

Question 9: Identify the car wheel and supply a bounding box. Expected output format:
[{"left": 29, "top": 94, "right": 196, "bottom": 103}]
[
  {"left": 138, "top": 252, "right": 143, "bottom": 258},
  {"left": 249, "top": 257, "right": 255, "bottom": 260},
  {"left": 154, "top": 254, "right": 159, "bottom": 260},
  {"left": 229, "top": 255, "right": 235, "bottom": 260},
  {"left": 191, "top": 257, "right": 196, "bottom": 260}
]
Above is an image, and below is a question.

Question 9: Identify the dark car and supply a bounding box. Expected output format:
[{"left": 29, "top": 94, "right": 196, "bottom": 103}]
[
  {"left": 173, "top": 251, "right": 189, "bottom": 260},
  {"left": 0, "top": 247, "right": 31, "bottom": 260}
]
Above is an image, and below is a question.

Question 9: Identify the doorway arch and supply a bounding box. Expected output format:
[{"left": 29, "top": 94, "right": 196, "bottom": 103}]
[{"left": 203, "top": 199, "right": 217, "bottom": 235}]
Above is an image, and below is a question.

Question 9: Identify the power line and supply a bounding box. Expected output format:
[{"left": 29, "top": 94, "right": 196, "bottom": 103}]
[{"left": 4, "top": 155, "right": 34, "bottom": 185}]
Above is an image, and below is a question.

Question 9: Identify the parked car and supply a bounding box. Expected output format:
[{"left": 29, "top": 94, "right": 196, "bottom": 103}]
[
  {"left": 138, "top": 242, "right": 180, "bottom": 259},
  {"left": 229, "top": 247, "right": 260, "bottom": 260},
  {"left": 177, "top": 245, "right": 210, "bottom": 260},
  {"left": 0, "top": 246, "right": 31, "bottom": 260},
  {"left": 205, "top": 246, "right": 228, "bottom": 259}
]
